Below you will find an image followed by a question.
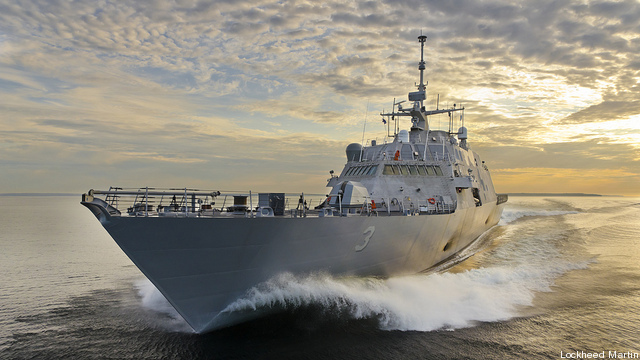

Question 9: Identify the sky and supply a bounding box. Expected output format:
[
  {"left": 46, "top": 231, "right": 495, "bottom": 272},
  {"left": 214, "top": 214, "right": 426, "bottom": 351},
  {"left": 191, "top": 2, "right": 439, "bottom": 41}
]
[{"left": 1, "top": 0, "right": 639, "bottom": 196}]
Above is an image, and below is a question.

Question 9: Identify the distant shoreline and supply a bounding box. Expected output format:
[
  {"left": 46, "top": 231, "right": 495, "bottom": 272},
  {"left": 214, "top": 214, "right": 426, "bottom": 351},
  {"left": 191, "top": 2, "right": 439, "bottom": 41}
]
[
  {"left": 0, "top": 193, "right": 77, "bottom": 197},
  {"left": 0, "top": 192, "right": 626, "bottom": 197},
  {"left": 507, "top": 193, "right": 615, "bottom": 197}
]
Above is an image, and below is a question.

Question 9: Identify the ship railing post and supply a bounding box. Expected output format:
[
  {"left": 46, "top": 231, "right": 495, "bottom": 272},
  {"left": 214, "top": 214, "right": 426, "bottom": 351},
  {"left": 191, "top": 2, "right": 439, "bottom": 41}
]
[
  {"left": 184, "top": 188, "right": 187, "bottom": 216},
  {"left": 145, "top": 186, "right": 148, "bottom": 217},
  {"left": 134, "top": 190, "right": 140, "bottom": 217},
  {"left": 249, "top": 190, "right": 253, "bottom": 218}
]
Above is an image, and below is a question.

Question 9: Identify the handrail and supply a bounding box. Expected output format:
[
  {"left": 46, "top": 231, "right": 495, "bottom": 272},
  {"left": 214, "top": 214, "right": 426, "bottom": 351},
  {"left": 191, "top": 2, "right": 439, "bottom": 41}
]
[
  {"left": 84, "top": 187, "right": 458, "bottom": 218},
  {"left": 85, "top": 187, "right": 329, "bottom": 218}
]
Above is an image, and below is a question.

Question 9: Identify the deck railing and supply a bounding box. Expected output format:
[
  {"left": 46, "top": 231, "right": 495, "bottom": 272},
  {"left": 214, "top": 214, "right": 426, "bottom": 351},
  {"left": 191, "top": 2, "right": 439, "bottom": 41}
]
[{"left": 84, "top": 187, "right": 457, "bottom": 218}]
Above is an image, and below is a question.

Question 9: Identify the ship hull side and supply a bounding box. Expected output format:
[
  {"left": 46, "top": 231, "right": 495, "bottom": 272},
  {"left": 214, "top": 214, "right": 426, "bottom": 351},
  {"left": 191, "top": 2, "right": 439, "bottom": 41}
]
[{"left": 98, "top": 202, "right": 503, "bottom": 333}]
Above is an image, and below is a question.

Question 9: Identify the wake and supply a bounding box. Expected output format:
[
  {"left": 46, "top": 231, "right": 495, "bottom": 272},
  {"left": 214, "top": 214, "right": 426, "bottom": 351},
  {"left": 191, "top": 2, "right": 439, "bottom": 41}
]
[
  {"left": 222, "top": 259, "right": 589, "bottom": 332},
  {"left": 134, "top": 204, "right": 588, "bottom": 333}
]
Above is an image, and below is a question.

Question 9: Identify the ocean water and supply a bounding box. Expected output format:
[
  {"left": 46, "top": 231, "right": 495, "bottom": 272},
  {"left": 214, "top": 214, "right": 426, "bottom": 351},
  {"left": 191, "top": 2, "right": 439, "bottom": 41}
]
[{"left": 1, "top": 195, "right": 639, "bottom": 359}]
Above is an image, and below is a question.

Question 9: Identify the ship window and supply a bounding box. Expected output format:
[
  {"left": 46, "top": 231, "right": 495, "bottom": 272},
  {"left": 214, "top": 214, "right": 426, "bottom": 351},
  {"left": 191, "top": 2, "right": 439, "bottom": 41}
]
[
  {"left": 426, "top": 166, "right": 436, "bottom": 176},
  {"left": 366, "top": 166, "right": 375, "bottom": 175},
  {"left": 409, "top": 165, "right": 419, "bottom": 175},
  {"left": 346, "top": 167, "right": 356, "bottom": 176},
  {"left": 434, "top": 166, "right": 444, "bottom": 176},
  {"left": 417, "top": 165, "right": 426, "bottom": 176},
  {"left": 358, "top": 166, "right": 369, "bottom": 176},
  {"left": 399, "top": 165, "right": 409, "bottom": 175},
  {"left": 383, "top": 165, "right": 395, "bottom": 175}
]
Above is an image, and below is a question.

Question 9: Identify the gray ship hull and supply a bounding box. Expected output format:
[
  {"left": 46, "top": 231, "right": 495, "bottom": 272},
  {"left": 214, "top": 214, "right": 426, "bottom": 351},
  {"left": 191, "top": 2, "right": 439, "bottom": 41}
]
[
  {"left": 80, "top": 35, "right": 510, "bottom": 333},
  {"left": 97, "top": 201, "right": 504, "bottom": 333}
]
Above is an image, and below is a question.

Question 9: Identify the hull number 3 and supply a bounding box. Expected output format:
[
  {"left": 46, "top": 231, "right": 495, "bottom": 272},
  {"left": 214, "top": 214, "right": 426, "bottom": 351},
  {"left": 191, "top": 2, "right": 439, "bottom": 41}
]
[{"left": 355, "top": 226, "right": 375, "bottom": 252}]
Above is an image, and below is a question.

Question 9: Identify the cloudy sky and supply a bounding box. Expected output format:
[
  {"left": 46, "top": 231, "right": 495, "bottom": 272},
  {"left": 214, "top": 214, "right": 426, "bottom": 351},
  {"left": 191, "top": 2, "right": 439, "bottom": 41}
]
[{"left": 1, "top": 0, "right": 639, "bottom": 196}]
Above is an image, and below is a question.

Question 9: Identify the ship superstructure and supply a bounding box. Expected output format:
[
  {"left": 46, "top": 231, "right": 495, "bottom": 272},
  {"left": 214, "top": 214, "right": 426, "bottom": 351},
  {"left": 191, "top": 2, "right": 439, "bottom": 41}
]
[
  {"left": 81, "top": 36, "right": 507, "bottom": 333},
  {"left": 324, "top": 35, "right": 502, "bottom": 221}
]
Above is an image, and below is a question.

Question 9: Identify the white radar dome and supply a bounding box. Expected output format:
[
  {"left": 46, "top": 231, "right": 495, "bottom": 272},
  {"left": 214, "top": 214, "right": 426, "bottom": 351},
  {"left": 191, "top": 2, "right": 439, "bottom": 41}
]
[
  {"left": 346, "top": 143, "right": 363, "bottom": 161},
  {"left": 458, "top": 127, "right": 468, "bottom": 140},
  {"left": 398, "top": 130, "right": 409, "bottom": 143}
]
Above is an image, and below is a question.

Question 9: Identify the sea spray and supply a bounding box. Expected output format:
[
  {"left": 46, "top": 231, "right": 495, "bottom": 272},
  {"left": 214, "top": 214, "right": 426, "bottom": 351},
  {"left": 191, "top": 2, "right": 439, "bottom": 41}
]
[
  {"left": 499, "top": 209, "right": 579, "bottom": 225},
  {"left": 221, "top": 259, "right": 590, "bottom": 332},
  {"left": 134, "top": 279, "right": 192, "bottom": 332},
  {"left": 133, "top": 204, "right": 590, "bottom": 332}
]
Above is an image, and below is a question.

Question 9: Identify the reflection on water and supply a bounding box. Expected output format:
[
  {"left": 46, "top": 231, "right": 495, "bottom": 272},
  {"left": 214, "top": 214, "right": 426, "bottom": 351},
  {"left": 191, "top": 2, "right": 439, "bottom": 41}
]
[{"left": 1, "top": 196, "right": 640, "bottom": 359}]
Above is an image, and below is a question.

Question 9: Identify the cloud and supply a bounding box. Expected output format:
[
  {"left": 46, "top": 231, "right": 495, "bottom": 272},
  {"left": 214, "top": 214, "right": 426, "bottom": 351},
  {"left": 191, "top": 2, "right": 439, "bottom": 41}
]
[
  {"left": 0, "top": 0, "right": 639, "bottom": 194},
  {"left": 560, "top": 100, "right": 640, "bottom": 124},
  {"left": 493, "top": 166, "right": 640, "bottom": 195}
]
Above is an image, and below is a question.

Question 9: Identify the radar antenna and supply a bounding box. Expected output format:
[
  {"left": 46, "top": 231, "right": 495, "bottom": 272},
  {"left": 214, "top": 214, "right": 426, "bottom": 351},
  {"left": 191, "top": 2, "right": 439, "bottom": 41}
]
[
  {"left": 418, "top": 35, "right": 427, "bottom": 92},
  {"left": 380, "top": 34, "right": 464, "bottom": 135}
]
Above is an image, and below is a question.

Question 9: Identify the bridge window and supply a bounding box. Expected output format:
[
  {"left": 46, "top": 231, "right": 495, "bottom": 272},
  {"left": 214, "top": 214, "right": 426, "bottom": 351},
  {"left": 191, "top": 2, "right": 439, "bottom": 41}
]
[
  {"left": 384, "top": 164, "right": 439, "bottom": 176},
  {"left": 345, "top": 165, "right": 380, "bottom": 176},
  {"left": 425, "top": 166, "right": 435, "bottom": 176},
  {"left": 383, "top": 164, "right": 396, "bottom": 175}
]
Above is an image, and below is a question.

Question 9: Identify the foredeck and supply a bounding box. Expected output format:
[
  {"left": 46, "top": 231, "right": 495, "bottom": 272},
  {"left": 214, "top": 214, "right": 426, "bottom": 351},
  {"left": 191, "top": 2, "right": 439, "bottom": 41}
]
[{"left": 81, "top": 186, "right": 458, "bottom": 219}]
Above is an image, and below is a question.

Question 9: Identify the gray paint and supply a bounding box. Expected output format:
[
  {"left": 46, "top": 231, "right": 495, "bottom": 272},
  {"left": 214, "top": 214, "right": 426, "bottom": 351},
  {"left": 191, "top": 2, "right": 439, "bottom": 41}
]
[
  {"left": 90, "top": 200, "right": 504, "bottom": 333},
  {"left": 80, "top": 36, "right": 508, "bottom": 333}
]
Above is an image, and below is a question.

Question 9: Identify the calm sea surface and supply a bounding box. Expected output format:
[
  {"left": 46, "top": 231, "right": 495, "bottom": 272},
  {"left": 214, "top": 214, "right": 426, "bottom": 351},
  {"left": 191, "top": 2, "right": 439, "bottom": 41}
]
[{"left": 1, "top": 196, "right": 639, "bottom": 359}]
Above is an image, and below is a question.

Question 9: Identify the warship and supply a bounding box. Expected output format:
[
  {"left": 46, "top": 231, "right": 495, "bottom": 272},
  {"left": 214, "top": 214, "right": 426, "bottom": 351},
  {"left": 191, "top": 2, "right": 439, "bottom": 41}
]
[{"left": 81, "top": 35, "right": 507, "bottom": 333}]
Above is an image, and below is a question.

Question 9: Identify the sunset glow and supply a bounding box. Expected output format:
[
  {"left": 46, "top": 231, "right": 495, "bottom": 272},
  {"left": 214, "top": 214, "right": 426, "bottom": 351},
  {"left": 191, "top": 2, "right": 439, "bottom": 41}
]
[{"left": 1, "top": 0, "right": 639, "bottom": 195}]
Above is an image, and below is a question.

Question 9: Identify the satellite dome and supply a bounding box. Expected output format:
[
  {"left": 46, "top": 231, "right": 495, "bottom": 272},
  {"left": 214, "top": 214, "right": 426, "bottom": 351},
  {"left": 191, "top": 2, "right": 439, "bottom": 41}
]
[
  {"left": 346, "top": 143, "right": 363, "bottom": 162},
  {"left": 458, "top": 126, "right": 468, "bottom": 140},
  {"left": 398, "top": 130, "right": 409, "bottom": 143}
]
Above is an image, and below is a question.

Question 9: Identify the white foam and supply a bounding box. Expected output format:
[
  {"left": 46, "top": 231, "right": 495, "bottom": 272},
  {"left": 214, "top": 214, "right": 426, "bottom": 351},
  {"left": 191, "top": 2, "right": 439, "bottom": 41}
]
[
  {"left": 132, "top": 202, "right": 588, "bottom": 333},
  {"left": 499, "top": 209, "right": 579, "bottom": 225},
  {"left": 223, "top": 260, "right": 589, "bottom": 332},
  {"left": 134, "top": 279, "right": 192, "bottom": 332}
]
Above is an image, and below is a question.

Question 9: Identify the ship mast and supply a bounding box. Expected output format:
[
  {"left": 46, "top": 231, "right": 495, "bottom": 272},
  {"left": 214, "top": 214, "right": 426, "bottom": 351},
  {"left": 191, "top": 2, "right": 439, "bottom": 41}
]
[
  {"left": 380, "top": 34, "right": 465, "bottom": 139},
  {"left": 418, "top": 34, "right": 427, "bottom": 95}
]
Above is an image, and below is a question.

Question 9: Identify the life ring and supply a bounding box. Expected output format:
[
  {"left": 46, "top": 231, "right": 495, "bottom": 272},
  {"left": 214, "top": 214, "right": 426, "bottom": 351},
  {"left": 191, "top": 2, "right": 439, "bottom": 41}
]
[{"left": 428, "top": 198, "right": 436, "bottom": 204}]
